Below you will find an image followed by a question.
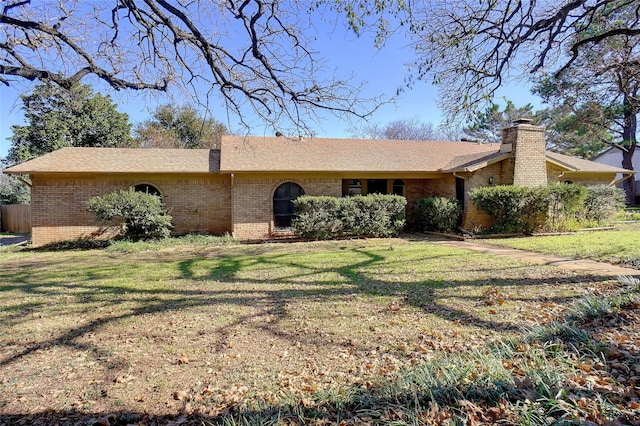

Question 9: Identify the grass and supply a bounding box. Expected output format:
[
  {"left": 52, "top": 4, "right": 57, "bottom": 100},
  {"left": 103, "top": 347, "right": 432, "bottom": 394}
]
[
  {"left": 0, "top": 235, "right": 637, "bottom": 424},
  {"left": 481, "top": 222, "right": 640, "bottom": 269}
]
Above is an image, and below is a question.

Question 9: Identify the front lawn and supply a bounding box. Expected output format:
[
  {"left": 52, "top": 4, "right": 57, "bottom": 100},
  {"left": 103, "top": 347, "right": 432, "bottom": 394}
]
[
  {"left": 0, "top": 237, "right": 637, "bottom": 424},
  {"left": 482, "top": 222, "right": 640, "bottom": 269}
]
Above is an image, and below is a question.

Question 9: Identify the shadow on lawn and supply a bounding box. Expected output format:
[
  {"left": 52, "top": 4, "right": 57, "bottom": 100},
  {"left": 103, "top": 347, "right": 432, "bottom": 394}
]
[
  {"left": 0, "top": 243, "right": 612, "bottom": 369},
  {"left": 1, "top": 241, "right": 628, "bottom": 424}
]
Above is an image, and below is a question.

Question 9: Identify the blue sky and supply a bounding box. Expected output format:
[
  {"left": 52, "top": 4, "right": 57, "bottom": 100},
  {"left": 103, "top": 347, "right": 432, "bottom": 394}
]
[{"left": 0, "top": 12, "right": 541, "bottom": 159}]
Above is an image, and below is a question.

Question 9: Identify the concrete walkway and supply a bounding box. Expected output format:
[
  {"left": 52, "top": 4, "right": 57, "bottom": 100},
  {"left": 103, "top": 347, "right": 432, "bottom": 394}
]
[{"left": 429, "top": 238, "right": 640, "bottom": 278}]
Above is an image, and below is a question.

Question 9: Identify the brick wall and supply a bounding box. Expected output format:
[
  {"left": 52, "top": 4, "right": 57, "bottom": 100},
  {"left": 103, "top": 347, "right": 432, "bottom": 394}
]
[
  {"left": 404, "top": 177, "right": 456, "bottom": 226},
  {"left": 231, "top": 174, "right": 342, "bottom": 240},
  {"left": 30, "top": 173, "right": 231, "bottom": 246}
]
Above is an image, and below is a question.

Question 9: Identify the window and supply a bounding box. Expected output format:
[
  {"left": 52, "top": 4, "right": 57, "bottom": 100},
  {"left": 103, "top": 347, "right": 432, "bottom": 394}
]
[
  {"left": 367, "top": 179, "right": 388, "bottom": 194},
  {"left": 392, "top": 179, "right": 405, "bottom": 196},
  {"left": 347, "top": 179, "right": 362, "bottom": 196},
  {"left": 273, "top": 182, "right": 305, "bottom": 228},
  {"left": 134, "top": 184, "right": 161, "bottom": 197}
]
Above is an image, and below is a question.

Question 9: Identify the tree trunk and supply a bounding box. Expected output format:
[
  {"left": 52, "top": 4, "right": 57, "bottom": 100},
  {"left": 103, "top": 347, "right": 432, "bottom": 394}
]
[{"left": 621, "top": 99, "right": 637, "bottom": 205}]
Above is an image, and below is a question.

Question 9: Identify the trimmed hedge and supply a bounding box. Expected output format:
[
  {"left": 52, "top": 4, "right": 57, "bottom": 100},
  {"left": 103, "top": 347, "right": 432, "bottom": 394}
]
[
  {"left": 470, "top": 184, "right": 624, "bottom": 234},
  {"left": 291, "top": 194, "right": 406, "bottom": 239},
  {"left": 469, "top": 186, "right": 548, "bottom": 234},
  {"left": 415, "top": 197, "right": 461, "bottom": 233},
  {"left": 86, "top": 188, "right": 173, "bottom": 240}
]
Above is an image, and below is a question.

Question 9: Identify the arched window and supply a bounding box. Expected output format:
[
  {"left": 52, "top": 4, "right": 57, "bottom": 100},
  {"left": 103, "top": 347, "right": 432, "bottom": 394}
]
[
  {"left": 273, "top": 182, "right": 305, "bottom": 228},
  {"left": 134, "top": 184, "right": 161, "bottom": 197},
  {"left": 392, "top": 179, "right": 405, "bottom": 196}
]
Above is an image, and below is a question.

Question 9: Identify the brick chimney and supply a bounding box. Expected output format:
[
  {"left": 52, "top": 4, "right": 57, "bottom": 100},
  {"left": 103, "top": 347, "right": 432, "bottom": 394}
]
[{"left": 501, "top": 119, "right": 547, "bottom": 186}]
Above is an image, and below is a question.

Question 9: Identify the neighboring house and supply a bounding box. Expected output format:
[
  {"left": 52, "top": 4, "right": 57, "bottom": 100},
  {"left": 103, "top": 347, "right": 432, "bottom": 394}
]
[
  {"left": 5, "top": 121, "right": 632, "bottom": 246},
  {"left": 592, "top": 146, "right": 640, "bottom": 200}
]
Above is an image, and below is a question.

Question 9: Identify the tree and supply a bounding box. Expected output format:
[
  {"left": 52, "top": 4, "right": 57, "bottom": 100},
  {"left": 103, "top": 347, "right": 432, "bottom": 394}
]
[
  {"left": 0, "top": 0, "right": 381, "bottom": 134},
  {"left": 535, "top": 104, "right": 613, "bottom": 159},
  {"left": 532, "top": 15, "right": 639, "bottom": 203},
  {"left": 400, "top": 0, "right": 640, "bottom": 118},
  {"left": 463, "top": 101, "right": 537, "bottom": 143},
  {"left": 358, "top": 117, "right": 439, "bottom": 140},
  {"left": 0, "top": 157, "right": 29, "bottom": 204},
  {"left": 8, "top": 83, "right": 133, "bottom": 163},
  {"left": 134, "top": 104, "right": 227, "bottom": 149}
]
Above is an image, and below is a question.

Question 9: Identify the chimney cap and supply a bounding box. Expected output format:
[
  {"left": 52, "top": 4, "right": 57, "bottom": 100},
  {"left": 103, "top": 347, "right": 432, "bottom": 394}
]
[{"left": 513, "top": 118, "right": 534, "bottom": 125}]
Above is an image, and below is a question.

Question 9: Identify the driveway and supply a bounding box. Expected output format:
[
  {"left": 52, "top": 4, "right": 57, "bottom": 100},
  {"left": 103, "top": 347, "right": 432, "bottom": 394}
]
[{"left": 0, "top": 234, "right": 30, "bottom": 246}]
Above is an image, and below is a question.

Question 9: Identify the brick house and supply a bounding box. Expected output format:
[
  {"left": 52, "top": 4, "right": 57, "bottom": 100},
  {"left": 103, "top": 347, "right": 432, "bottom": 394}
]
[{"left": 5, "top": 121, "right": 632, "bottom": 246}]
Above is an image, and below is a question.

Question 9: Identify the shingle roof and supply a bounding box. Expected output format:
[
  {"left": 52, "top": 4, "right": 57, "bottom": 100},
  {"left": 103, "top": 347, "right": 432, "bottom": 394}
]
[
  {"left": 546, "top": 151, "right": 633, "bottom": 174},
  {"left": 4, "top": 139, "right": 631, "bottom": 176},
  {"left": 220, "top": 136, "right": 499, "bottom": 172},
  {"left": 4, "top": 147, "right": 219, "bottom": 174}
]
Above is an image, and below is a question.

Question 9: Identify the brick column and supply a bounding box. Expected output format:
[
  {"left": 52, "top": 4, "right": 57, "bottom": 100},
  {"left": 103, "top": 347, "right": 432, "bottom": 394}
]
[{"left": 502, "top": 119, "right": 547, "bottom": 187}]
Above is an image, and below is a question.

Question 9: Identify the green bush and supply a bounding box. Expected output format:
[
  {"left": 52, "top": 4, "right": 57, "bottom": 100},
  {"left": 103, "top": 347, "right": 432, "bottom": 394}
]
[
  {"left": 470, "top": 186, "right": 548, "bottom": 234},
  {"left": 291, "top": 194, "right": 406, "bottom": 240},
  {"left": 471, "top": 184, "right": 624, "bottom": 234},
  {"left": 545, "top": 184, "right": 587, "bottom": 231},
  {"left": 581, "top": 185, "right": 625, "bottom": 224},
  {"left": 86, "top": 188, "right": 173, "bottom": 240},
  {"left": 415, "top": 197, "right": 461, "bottom": 233},
  {"left": 290, "top": 196, "right": 343, "bottom": 240}
]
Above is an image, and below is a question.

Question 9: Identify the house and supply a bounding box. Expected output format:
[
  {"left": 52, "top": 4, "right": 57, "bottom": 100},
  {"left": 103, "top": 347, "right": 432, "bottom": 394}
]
[
  {"left": 5, "top": 120, "right": 632, "bottom": 246},
  {"left": 592, "top": 146, "right": 639, "bottom": 202}
]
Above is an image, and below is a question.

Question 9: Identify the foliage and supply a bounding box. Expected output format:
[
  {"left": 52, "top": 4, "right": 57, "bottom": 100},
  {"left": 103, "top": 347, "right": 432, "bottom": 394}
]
[
  {"left": 291, "top": 194, "right": 406, "bottom": 239},
  {"left": 7, "top": 83, "right": 132, "bottom": 163},
  {"left": 463, "top": 100, "right": 538, "bottom": 143},
  {"left": 535, "top": 104, "right": 612, "bottom": 159},
  {"left": 0, "top": 173, "right": 29, "bottom": 204},
  {"left": 531, "top": 12, "right": 639, "bottom": 203},
  {"left": 580, "top": 185, "right": 626, "bottom": 225},
  {"left": 471, "top": 184, "right": 624, "bottom": 233},
  {"left": 133, "top": 104, "right": 227, "bottom": 149},
  {"left": 85, "top": 189, "right": 172, "bottom": 240},
  {"left": 414, "top": 197, "right": 461, "bottom": 233},
  {"left": 0, "top": 0, "right": 381, "bottom": 135},
  {"left": 470, "top": 186, "right": 548, "bottom": 234},
  {"left": 545, "top": 184, "right": 587, "bottom": 231}
]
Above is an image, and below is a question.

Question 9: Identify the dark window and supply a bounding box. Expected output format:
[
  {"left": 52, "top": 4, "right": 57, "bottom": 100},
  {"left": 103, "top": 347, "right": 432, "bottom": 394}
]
[
  {"left": 273, "top": 182, "right": 305, "bottom": 228},
  {"left": 134, "top": 184, "right": 161, "bottom": 197},
  {"left": 347, "top": 179, "right": 362, "bottom": 196},
  {"left": 455, "top": 177, "right": 465, "bottom": 211},
  {"left": 367, "top": 179, "right": 388, "bottom": 194},
  {"left": 392, "top": 179, "right": 405, "bottom": 196}
]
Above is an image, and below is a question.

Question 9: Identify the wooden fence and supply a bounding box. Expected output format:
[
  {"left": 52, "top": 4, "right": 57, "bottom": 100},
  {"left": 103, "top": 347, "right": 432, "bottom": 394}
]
[{"left": 0, "top": 204, "right": 31, "bottom": 233}]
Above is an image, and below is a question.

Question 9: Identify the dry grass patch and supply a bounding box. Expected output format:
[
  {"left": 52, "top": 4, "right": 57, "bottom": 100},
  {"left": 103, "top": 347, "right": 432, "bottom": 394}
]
[{"left": 0, "top": 237, "right": 616, "bottom": 422}]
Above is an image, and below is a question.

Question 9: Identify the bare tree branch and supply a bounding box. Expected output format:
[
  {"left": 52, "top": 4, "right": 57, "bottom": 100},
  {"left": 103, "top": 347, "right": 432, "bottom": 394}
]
[{"left": 0, "top": 0, "right": 383, "bottom": 134}]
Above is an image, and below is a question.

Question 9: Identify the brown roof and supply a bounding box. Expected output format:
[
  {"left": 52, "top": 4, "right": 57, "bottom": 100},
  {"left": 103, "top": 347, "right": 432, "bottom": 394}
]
[
  {"left": 220, "top": 136, "right": 499, "bottom": 172},
  {"left": 546, "top": 151, "right": 633, "bottom": 174},
  {"left": 4, "top": 139, "right": 631, "bottom": 176},
  {"left": 4, "top": 147, "right": 220, "bottom": 174}
]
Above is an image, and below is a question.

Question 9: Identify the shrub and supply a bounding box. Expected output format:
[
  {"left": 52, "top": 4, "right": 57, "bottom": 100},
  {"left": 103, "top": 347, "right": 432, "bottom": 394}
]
[
  {"left": 545, "top": 184, "right": 587, "bottom": 231},
  {"left": 290, "top": 196, "right": 343, "bottom": 240},
  {"left": 581, "top": 185, "right": 625, "bottom": 225},
  {"left": 415, "top": 197, "right": 461, "bottom": 233},
  {"left": 86, "top": 188, "right": 173, "bottom": 240},
  {"left": 469, "top": 186, "right": 548, "bottom": 234},
  {"left": 291, "top": 194, "right": 406, "bottom": 239}
]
